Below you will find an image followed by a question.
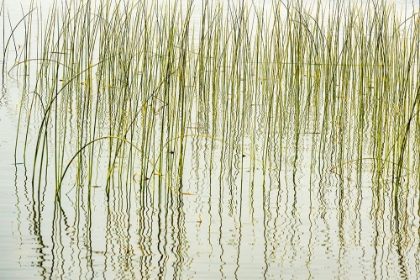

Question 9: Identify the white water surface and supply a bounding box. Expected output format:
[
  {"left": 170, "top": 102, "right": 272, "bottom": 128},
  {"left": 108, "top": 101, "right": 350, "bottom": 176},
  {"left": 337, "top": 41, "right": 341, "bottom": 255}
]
[{"left": 1, "top": 1, "right": 420, "bottom": 279}]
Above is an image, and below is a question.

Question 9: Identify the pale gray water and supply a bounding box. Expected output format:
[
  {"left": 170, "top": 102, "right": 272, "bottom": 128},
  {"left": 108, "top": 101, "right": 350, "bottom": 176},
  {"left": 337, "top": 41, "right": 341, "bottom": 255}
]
[{"left": 2, "top": 0, "right": 420, "bottom": 279}]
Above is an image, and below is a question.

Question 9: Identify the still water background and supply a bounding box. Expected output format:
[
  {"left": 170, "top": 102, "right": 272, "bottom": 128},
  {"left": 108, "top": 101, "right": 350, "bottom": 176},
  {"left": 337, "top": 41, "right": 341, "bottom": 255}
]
[{"left": 2, "top": 0, "right": 420, "bottom": 279}]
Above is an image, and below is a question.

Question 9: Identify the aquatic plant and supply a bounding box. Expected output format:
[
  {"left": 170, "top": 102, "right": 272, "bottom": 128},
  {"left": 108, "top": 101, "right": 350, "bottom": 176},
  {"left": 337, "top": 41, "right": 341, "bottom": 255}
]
[{"left": 5, "top": 0, "right": 420, "bottom": 203}]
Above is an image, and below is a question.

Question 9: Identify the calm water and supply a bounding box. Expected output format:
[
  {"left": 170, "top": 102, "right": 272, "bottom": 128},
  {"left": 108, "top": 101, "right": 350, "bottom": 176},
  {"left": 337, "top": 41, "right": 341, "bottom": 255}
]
[{"left": 2, "top": 0, "right": 420, "bottom": 279}]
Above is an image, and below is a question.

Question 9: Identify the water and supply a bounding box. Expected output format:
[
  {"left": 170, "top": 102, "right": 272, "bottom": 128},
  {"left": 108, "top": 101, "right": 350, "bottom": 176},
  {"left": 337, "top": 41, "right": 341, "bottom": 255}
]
[{"left": 2, "top": 0, "right": 420, "bottom": 279}]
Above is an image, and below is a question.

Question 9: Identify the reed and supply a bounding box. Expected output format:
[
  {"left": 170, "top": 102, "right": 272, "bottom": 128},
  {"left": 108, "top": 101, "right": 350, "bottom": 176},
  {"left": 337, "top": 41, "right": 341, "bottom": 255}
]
[{"left": 6, "top": 0, "right": 420, "bottom": 203}]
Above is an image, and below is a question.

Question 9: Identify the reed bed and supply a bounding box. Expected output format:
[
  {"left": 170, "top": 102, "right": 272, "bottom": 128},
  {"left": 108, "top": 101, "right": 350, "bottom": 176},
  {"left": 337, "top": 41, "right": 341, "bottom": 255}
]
[{"left": 7, "top": 0, "right": 420, "bottom": 202}]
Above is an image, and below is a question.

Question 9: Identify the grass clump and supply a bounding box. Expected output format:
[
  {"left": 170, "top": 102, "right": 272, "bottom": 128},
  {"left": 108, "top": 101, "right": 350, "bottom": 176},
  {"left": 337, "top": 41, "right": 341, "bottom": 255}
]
[{"left": 5, "top": 0, "right": 420, "bottom": 201}]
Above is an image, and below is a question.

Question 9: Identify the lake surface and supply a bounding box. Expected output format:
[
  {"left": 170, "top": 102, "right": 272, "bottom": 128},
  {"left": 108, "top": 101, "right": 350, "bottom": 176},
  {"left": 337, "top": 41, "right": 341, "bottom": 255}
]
[{"left": 2, "top": 0, "right": 420, "bottom": 279}]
